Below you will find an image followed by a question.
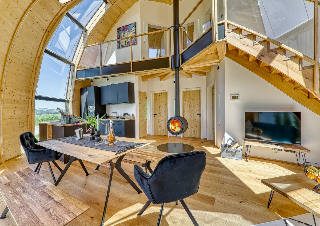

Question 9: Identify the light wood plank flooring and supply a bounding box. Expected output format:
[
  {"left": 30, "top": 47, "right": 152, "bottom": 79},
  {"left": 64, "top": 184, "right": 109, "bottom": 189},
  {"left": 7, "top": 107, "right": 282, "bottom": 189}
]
[{"left": 0, "top": 136, "right": 308, "bottom": 225}]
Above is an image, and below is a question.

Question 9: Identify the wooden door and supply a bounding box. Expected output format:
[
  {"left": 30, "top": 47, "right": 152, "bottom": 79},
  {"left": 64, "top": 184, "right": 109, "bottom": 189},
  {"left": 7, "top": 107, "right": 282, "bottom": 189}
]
[
  {"left": 183, "top": 90, "right": 201, "bottom": 138},
  {"left": 139, "top": 92, "right": 147, "bottom": 138},
  {"left": 153, "top": 92, "right": 168, "bottom": 135}
]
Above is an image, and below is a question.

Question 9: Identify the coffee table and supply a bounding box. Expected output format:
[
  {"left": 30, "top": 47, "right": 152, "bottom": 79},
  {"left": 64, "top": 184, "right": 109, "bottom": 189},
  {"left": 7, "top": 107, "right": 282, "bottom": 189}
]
[
  {"left": 262, "top": 174, "right": 320, "bottom": 225},
  {"left": 38, "top": 138, "right": 150, "bottom": 226}
]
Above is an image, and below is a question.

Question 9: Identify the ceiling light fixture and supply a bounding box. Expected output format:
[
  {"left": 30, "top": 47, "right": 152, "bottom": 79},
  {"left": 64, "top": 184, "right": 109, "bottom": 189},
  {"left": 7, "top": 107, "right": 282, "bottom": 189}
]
[{"left": 58, "top": 0, "right": 73, "bottom": 4}]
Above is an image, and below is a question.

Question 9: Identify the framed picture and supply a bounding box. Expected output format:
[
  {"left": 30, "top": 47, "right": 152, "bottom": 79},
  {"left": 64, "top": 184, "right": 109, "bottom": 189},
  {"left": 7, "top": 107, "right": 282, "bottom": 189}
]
[{"left": 117, "top": 22, "right": 137, "bottom": 49}]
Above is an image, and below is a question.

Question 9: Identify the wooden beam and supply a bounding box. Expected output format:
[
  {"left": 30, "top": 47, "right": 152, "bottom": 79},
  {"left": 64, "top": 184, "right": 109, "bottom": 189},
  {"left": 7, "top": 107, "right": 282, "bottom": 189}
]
[
  {"left": 180, "top": 70, "right": 192, "bottom": 78},
  {"left": 142, "top": 71, "right": 169, "bottom": 82},
  {"left": 160, "top": 71, "right": 174, "bottom": 81},
  {"left": 248, "top": 55, "right": 256, "bottom": 62},
  {"left": 190, "top": 70, "right": 206, "bottom": 76},
  {"left": 183, "top": 66, "right": 211, "bottom": 71}
]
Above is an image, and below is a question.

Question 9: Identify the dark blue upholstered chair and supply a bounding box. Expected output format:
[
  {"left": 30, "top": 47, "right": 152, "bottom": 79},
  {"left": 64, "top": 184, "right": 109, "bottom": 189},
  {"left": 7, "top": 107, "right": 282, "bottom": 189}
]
[
  {"left": 20, "top": 132, "right": 63, "bottom": 183},
  {"left": 134, "top": 151, "right": 206, "bottom": 226}
]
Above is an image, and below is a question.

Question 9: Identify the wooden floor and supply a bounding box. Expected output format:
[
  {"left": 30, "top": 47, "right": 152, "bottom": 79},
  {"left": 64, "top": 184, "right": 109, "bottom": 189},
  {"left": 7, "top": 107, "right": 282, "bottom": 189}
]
[{"left": 0, "top": 136, "right": 308, "bottom": 225}]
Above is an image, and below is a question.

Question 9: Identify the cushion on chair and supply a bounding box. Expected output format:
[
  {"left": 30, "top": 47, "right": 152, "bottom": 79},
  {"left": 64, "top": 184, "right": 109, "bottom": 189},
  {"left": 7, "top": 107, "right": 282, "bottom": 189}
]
[
  {"left": 134, "top": 151, "right": 206, "bottom": 204},
  {"left": 20, "top": 132, "right": 62, "bottom": 164}
]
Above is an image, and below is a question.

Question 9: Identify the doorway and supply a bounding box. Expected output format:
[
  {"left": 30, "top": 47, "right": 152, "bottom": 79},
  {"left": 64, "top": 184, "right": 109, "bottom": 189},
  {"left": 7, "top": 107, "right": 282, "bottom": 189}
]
[
  {"left": 182, "top": 89, "right": 201, "bottom": 138},
  {"left": 153, "top": 92, "right": 168, "bottom": 135},
  {"left": 139, "top": 91, "right": 147, "bottom": 138}
]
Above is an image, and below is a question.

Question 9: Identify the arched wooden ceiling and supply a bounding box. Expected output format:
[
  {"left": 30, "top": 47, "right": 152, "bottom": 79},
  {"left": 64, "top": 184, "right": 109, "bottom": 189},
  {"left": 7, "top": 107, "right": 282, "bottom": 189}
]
[{"left": 0, "top": 0, "right": 176, "bottom": 162}]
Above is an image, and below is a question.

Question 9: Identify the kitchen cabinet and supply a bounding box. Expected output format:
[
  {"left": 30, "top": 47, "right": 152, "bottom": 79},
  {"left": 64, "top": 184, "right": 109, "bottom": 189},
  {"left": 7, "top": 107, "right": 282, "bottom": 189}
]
[
  {"left": 100, "top": 82, "right": 134, "bottom": 105},
  {"left": 99, "top": 119, "right": 135, "bottom": 138},
  {"left": 118, "top": 82, "right": 135, "bottom": 103},
  {"left": 80, "top": 86, "right": 105, "bottom": 119}
]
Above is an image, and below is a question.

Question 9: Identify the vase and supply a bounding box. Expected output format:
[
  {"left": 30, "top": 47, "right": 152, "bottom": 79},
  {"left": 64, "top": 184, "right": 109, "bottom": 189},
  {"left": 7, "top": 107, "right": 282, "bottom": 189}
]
[
  {"left": 95, "top": 130, "right": 101, "bottom": 142},
  {"left": 89, "top": 127, "right": 95, "bottom": 141}
]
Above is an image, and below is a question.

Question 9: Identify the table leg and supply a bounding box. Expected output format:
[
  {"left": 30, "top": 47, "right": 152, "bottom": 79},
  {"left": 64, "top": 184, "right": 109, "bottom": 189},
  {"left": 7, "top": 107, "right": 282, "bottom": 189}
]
[
  {"left": 55, "top": 156, "right": 76, "bottom": 186},
  {"left": 267, "top": 190, "right": 275, "bottom": 208},
  {"left": 101, "top": 161, "right": 114, "bottom": 226},
  {"left": 115, "top": 155, "right": 142, "bottom": 194},
  {"left": 245, "top": 145, "right": 249, "bottom": 162},
  {"left": 95, "top": 165, "right": 101, "bottom": 170},
  {"left": 0, "top": 206, "right": 9, "bottom": 219},
  {"left": 78, "top": 159, "right": 89, "bottom": 176}
]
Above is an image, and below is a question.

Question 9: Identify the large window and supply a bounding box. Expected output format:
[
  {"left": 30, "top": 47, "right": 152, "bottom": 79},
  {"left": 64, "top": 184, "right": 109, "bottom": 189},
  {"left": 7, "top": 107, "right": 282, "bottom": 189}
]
[
  {"left": 36, "top": 53, "right": 71, "bottom": 99},
  {"left": 35, "top": 0, "right": 106, "bottom": 138}
]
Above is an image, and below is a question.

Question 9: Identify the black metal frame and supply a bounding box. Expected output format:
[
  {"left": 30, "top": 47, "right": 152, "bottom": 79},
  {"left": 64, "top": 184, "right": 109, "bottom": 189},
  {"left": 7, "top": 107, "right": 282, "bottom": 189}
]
[
  {"left": 0, "top": 206, "right": 9, "bottom": 219},
  {"left": 34, "top": 160, "right": 63, "bottom": 184},
  {"left": 100, "top": 154, "right": 142, "bottom": 226},
  {"left": 54, "top": 156, "right": 89, "bottom": 186},
  {"left": 137, "top": 199, "right": 199, "bottom": 226}
]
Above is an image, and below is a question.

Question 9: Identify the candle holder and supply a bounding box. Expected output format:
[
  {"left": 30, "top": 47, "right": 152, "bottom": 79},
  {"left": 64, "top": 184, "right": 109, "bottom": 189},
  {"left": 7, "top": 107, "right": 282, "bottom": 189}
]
[{"left": 95, "top": 130, "right": 101, "bottom": 142}]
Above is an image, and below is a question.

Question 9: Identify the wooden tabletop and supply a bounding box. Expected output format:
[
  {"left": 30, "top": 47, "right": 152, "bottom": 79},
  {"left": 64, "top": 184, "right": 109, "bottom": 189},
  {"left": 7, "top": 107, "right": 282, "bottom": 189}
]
[
  {"left": 261, "top": 174, "right": 320, "bottom": 217},
  {"left": 244, "top": 139, "right": 310, "bottom": 153},
  {"left": 38, "top": 138, "right": 150, "bottom": 165},
  {"left": 0, "top": 168, "right": 90, "bottom": 225}
]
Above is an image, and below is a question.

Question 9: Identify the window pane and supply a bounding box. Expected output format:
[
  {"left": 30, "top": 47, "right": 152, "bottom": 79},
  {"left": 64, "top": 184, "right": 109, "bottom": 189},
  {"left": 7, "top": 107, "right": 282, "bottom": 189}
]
[
  {"left": 36, "top": 53, "right": 70, "bottom": 99},
  {"left": 47, "top": 16, "right": 83, "bottom": 61},
  {"left": 69, "top": 0, "right": 104, "bottom": 26},
  {"left": 34, "top": 100, "right": 65, "bottom": 139}
]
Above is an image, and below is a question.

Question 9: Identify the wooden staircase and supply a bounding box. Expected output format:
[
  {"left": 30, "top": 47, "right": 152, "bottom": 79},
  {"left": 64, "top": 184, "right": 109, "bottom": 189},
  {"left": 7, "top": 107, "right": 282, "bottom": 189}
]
[{"left": 224, "top": 21, "right": 320, "bottom": 116}]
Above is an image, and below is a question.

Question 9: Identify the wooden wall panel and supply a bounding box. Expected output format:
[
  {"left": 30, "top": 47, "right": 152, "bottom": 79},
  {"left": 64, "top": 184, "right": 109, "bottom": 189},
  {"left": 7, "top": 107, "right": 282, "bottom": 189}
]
[
  {"left": 0, "top": 0, "right": 82, "bottom": 161},
  {"left": 139, "top": 91, "right": 147, "bottom": 138},
  {"left": 153, "top": 92, "right": 167, "bottom": 136},
  {"left": 72, "top": 80, "right": 91, "bottom": 117},
  {"left": 183, "top": 89, "right": 201, "bottom": 138}
]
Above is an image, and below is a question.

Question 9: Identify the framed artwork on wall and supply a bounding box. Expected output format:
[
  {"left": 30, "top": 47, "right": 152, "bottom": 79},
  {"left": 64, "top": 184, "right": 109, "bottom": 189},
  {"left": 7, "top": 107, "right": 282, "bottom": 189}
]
[{"left": 117, "top": 22, "right": 137, "bottom": 49}]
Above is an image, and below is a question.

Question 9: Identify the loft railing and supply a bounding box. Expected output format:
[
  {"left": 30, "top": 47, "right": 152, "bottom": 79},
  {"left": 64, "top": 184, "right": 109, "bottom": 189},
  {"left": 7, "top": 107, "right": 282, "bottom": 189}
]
[
  {"left": 78, "top": 0, "right": 228, "bottom": 75},
  {"left": 78, "top": 27, "right": 172, "bottom": 72}
]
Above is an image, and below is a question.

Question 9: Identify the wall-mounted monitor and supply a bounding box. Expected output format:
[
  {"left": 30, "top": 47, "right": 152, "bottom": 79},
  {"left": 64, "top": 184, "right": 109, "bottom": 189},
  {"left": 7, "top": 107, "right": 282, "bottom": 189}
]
[{"left": 245, "top": 112, "right": 301, "bottom": 144}]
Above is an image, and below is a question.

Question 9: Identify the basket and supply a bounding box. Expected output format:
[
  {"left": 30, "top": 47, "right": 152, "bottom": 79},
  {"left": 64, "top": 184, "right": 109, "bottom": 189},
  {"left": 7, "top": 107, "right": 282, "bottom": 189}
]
[{"left": 303, "top": 162, "right": 320, "bottom": 193}]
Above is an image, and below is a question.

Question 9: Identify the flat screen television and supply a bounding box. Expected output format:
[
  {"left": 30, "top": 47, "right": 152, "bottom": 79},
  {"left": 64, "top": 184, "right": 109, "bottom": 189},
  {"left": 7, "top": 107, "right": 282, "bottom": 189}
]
[{"left": 245, "top": 112, "right": 301, "bottom": 144}]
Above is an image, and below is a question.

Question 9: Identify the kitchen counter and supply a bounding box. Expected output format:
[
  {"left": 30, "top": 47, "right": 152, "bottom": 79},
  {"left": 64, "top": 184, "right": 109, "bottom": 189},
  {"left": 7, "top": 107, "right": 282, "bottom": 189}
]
[
  {"left": 39, "top": 121, "right": 88, "bottom": 127},
  {"left": 101, "top": 117, "right": 135, "bottom": 121}
]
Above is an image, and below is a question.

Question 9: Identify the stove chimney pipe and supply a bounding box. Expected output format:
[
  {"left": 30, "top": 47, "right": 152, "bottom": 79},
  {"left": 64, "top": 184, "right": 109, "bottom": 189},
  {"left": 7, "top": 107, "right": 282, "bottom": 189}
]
[{"left": 173, "top": 0, "right": 180, "bottom": 117}]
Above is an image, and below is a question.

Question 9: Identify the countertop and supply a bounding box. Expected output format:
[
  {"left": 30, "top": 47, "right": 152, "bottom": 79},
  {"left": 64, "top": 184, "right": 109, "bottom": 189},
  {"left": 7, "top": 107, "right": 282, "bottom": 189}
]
[
  {"left": 39, "top": 122, "right": 88, "bottom": 127},
  {"left": 101, "top": 117, "right": 135, "bottom": 121}
]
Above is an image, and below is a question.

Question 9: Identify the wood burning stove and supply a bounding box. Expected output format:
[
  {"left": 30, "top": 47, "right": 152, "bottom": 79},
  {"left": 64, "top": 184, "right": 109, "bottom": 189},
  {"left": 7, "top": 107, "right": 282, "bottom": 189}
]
[
  {"left": 166, "top": 0, "right": 189, "bottom": 136},
  {"left": 167, "top": 116, "right": 188, "bottom": 135}
]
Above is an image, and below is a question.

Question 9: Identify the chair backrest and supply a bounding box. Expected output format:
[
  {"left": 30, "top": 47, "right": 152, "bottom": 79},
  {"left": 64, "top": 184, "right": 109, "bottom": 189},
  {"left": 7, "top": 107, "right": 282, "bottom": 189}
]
[
  {"left": 20, "top": 132, "right": 38, "bottom": 153},
  {"left": 147, "top": 151, "right": 206, "bottom": 204}
]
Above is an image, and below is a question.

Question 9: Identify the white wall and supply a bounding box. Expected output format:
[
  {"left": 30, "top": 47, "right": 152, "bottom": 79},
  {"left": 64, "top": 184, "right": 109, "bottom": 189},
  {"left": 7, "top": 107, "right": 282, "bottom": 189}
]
[
  {"left": 214, "top": 60, "right": 226, "bottom": 147},
  {"left": 224, "top": 58, "right": 320, "bottom": 163},
  {"left": 139, "top": 73, "right": 207, "bottom": 138},
  {"left": 105, "top": 1, "right": 141, "bottom": 62}
]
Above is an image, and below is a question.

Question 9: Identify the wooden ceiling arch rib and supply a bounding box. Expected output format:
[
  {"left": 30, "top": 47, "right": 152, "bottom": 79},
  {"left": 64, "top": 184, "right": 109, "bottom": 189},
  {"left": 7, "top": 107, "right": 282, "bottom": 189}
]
[{"left": 0, "top": 0, "right": 82, "bottom": 161}]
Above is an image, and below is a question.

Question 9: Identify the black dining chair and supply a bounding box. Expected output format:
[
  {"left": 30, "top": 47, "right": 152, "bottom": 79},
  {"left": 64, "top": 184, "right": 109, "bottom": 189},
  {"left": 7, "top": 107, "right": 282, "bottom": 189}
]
[
  {"left": 134, "top": 151, "right": 206, "bottom": 226},
  {"left": 20, "top": 132, "right": 63, "bottom": 183}
]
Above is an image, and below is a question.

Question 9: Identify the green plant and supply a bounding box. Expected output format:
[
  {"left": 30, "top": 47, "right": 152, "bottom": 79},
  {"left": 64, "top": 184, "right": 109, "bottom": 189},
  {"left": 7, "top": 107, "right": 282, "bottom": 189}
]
[{"left": 78, "top": 114, "right": 106, "bottom": 132}]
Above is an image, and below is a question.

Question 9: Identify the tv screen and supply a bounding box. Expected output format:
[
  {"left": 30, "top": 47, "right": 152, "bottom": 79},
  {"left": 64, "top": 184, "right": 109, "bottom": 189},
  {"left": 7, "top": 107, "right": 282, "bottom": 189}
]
[{"left": 245, "top": 112, "right": 301, "bottom": 144}]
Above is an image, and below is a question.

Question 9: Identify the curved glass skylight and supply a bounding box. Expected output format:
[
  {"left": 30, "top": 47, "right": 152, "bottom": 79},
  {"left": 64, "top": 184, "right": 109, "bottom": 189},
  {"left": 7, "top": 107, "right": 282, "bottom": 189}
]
[
  {"left": 69, "top": 0, "right": 104, "bottom": 26},
  {"left": 46, "top": 16, "right": 83, "bottom": 61}
]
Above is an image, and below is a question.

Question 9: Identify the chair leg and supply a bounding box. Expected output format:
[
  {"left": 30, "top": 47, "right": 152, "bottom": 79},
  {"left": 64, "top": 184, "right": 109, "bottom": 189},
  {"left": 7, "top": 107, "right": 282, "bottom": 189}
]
[
  {"left": 180, "top": 200, "right": 199, "bottom": 226},
  {"left": 36, "top": 163, "right": 42, "bottom": 174},
  {"left": 157, "top": 203, "right": 165, "bottom": 226},
  {"left": 48, "top": 162, "right": 56, "bottom": 184},
  {"left": 138, "top": 200, "right": 151, "bottom": 216},
  {"left": 34, "top": 163, "right": 41, "bottom": 173}
]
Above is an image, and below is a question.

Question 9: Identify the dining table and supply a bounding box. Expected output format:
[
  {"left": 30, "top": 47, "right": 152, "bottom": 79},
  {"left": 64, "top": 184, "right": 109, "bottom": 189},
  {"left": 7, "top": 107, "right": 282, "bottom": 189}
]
[{"left": 38, "top": 135, "right": 150, "bottom": 226}]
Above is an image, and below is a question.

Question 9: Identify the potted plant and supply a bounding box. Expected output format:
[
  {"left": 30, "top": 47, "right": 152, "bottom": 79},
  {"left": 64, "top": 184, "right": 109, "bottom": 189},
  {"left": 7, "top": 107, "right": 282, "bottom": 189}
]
[{"left": 78, "top": 114, "right": 106, "bottom": 141}]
